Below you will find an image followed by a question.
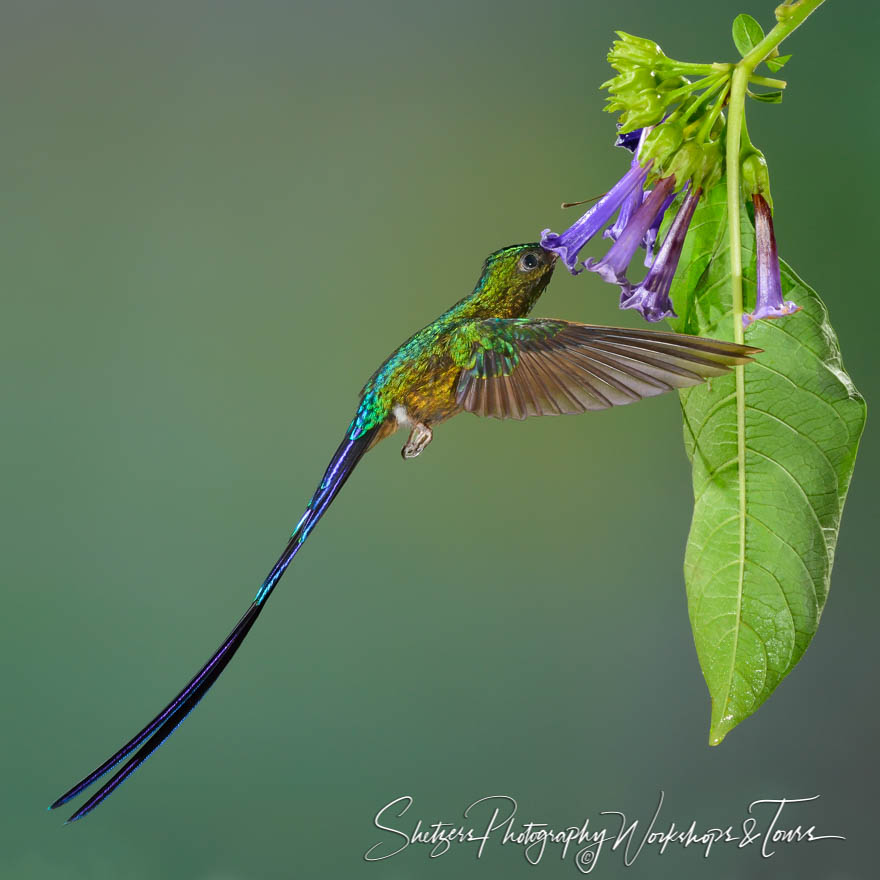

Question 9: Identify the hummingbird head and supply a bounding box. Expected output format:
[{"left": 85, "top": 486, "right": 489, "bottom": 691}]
[
  {"left": 481, "top": 242, "right": 557, "bottom": 296},
  {"left": 466, "top": 243, "right": 557, "bottom": 317}
]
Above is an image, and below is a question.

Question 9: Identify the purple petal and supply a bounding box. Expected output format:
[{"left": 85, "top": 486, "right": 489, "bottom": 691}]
[
  {"left": 614, "top": 127, "right": 643, "bottom": 153},
  {"left": 584, "top": 175, "right": 675, "bottom": 291},
  {"left": 603, "top": 180, "right": 645, "bottom": 243},
  {"left": 620, "top": 187, "right": 701, "bottom": 322},
  {"left": 605, "top": 128, "right": 652, "bottom": 244},
  {"left": 541, "top": 160, "right": 650, "bottom": 274},
  {"left": 643, "top": 189, "right": 677, "bottom": 267},
  {"left": 614, "top": 121, "right": 657, "bottom": 155},
  {"left": 743, "top": 194, "right": 800, "bottom": 328}
]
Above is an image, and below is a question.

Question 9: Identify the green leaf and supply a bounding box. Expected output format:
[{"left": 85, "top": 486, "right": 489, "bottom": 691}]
[
  {"left": 748, "top": 90, "right": 784, "bottom": 104},
  {"left": 765, "top": 53, "right": 791, "bottom": 73},
  {"left": 732, "top": 13, "right": 765, "bottom": 57},
  {"left": 668, "top": 184, "right": 866, "bottom": 745}
]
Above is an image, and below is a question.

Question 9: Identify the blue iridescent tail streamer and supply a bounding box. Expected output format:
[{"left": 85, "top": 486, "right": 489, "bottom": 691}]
[{"left": 50, "top": 425, "right": 377, "bottom": 822}]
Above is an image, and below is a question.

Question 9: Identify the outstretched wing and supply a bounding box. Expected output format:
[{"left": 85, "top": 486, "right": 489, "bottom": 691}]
[{"left": 452, "top": 318, "right": 759, "bottom": 420}]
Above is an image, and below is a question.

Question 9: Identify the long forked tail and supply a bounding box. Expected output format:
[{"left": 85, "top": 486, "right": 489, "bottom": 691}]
[{"left": 50, "top": 424, "right": 378, "bottom": 823}]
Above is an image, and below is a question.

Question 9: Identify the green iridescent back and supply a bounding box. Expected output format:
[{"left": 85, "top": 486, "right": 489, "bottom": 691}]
[{"left": 348, "top": 244, "right": 555, "bottom": 439}]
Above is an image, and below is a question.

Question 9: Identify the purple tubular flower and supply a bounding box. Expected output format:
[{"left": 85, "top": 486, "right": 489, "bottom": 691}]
[
  {"left": 584, "top": 175, "right": 676, "bottom": 290},
  {"left": 620, "top": 186, "right": 701, "bottom": 322},
  {"left": 606, "top": 127, "right": 652, "bottom": 243},
  {"left": 603, "top": 183, "right": 645, "bottom": 243},
  {"left": 541, "top": 160, "right": 650, "bottom": 274},
  {"left": 614, "top": 127, "right": 643, "bottom": 152},
  {"left": 642, "top": 189, "right": 677, "bottom": 267},
  {"left": 743, "top": 193, "right": 800, "bottom": 328}
]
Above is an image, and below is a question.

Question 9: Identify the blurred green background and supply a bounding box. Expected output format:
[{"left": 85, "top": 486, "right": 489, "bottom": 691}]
[{"left": 2, "top": 1, "right": 876, "bottom": 877}]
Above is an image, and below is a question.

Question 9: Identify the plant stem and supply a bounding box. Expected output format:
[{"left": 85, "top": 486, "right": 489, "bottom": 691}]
[
  {"left": 719, "top": 3, "right": 827, "bottom": 704},
  {"left": 677, "top": 75, "right": 728, "bottom": 124},
  {"left": 726, "top": 66, "right": 749, "bottom": 346},
  {"left": 748, "top": 74, "right": 787, "bottom": 88},
  {"left": 741, "top": 0, "right": 827, "bottom": 69},
  {"left": 726, "top": 0, "right": 826, "bottom": 336},
  {"left": 696, "top": 81, "right": 730, "bottom": 142},
  {"left": 672, "top": 62, "right": 721, "bottom": 75},
  {"left": 666, "top": 73, "right": 725, "bottom": 104}
]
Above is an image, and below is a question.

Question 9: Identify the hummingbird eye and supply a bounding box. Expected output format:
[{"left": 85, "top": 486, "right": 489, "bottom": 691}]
[{"left": 518, "top": 252, "right": 540, "bottom": 272}]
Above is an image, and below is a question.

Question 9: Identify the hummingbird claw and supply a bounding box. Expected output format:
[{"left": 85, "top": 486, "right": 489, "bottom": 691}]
[{"left": 401, "top": 422, "right": 433, "bottom": 459}]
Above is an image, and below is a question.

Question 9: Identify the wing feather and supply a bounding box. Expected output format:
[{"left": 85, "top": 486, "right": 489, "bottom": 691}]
[
  {"left": 525, "top": 351, "right": 574, "bottom": 414},
  {"left": 562, "top": 352, "right": 647, "bottom": 405},
  {"left": 544, "top": 350, "right": 614, "bottom": 410},
  {"left": 455, "top": 319, "right": 759, "bottom": 420},
  {"left": 515, "top": 359, "right": 545, "bottom": 418}
]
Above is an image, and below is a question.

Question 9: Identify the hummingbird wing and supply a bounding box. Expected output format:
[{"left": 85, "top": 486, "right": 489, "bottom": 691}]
[{"left": 453, "top": 319, "right": 759, "bottom": 420}]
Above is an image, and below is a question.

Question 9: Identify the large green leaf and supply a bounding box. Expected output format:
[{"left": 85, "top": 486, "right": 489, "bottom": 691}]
[{"left": 667, "top": 184, "right": 866, "bottom": 744}]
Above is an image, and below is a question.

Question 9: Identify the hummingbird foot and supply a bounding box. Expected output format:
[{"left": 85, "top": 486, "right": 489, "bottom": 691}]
[{"left": 401, "top": 422, "right": 433, "bottom": 459}]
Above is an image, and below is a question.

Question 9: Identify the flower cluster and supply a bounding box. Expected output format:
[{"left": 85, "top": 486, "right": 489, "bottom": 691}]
[
  {"left": 541, "top": 122, "right": 722, "bottom": 322},
  {"left": 602, "top": 34, "right": 697, "bottom": 132},
  {"left": 540, "top": 30, "right": 799, "bottom": 328}
]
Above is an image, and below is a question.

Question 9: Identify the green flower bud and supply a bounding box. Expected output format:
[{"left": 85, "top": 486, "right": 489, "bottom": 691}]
[
  {"left": 741, "top": 150, "right": 771, "bottom": 200},
  {"left": 663, "top": 140, "right": 703, "bottom": 186},
  {"left": 601, "top": 67, "right": 659, "bottom": 97},
  {"left": 607, "top": 32, "right": 669, "bottom": 70},
  {"left": 615, "top": 91, "right": 665, "bottom": 132},
  {"left": 696, "top": 139, "right": 724, "bottom": 191},
  {"left": 657, "top": 75, "right": 688, "bottom": 93},
  {"left": 640, "top": 122, "right": 684, "bottom": 168}
]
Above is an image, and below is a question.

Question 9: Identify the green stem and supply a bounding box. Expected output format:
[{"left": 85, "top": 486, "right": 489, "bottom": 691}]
[
  {"left": 719, "top": 4, "right": 827, "bottom": 713},
  {"left": 741, "top": 0, "right": 827, "bottom": 68},
  {"left": 726, "top": 0, "right": 826, "bottom": 336},
  {"left": 677, "top": 75, "right": 727, "bottom": 125},
  {"left": 739, "top": 113, "right": 755, "bottom": 156},
  {"left": 670, "top": 62, "right": 722, "bottom": 75},
  {"left": 726, "top": 67, "right": 749, "bottom": 346},
  {"left": 696, "top": 81, "right": 730, "bottom": 142},
  {"left": 679, "top": 75, "right": 728, "bottom": 123},
  {"left": 724, "top": 66, "right": 750, "bottom": 731},
  {"left": 748, "top": 74, "right": 787, "bottom": 88},
  {"left": 665, "top": 73, "right": 725, "bottom": 105}
]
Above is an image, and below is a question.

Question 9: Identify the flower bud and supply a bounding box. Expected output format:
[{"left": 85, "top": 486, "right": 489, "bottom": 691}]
[
  {"left": 696, "top": 139, "right": 724, "bottom": 191},
  {"left": 741, "top": 150, "right": 771, "bottom": 201},
  {"left": 616, "top": 91, "right": 665, "bottom": 132},
  {"left": 607, "top": 32, "right": 668, "bottom": 69},
  {"left": 640, "top": 122, "right": 684, "bottom": 169},
  {"left": 663, "top": 140, "right": 703, "bottom": 186},
  {"left": 601, "top": 67, "right": 659, "bottom": 95},
  {"left": 657, "top": 75, "right": 688, "bottom": 93}
]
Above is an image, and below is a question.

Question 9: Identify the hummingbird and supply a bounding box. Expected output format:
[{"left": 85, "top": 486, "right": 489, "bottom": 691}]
[{"left": 51, "top": 242, "right": 757, "bottom": 822}]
